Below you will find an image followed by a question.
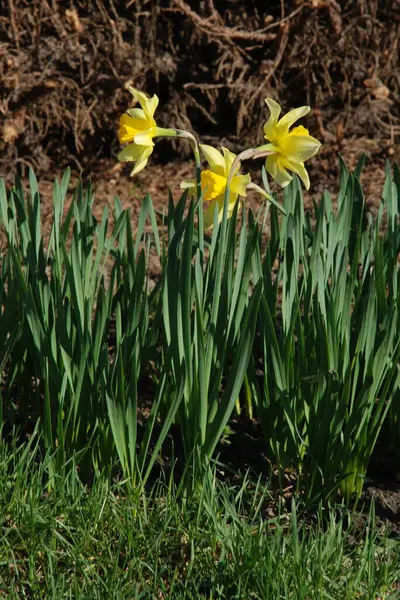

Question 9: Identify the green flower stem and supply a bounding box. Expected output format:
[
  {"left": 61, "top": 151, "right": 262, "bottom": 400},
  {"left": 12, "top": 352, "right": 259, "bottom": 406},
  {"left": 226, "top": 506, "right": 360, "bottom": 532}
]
[
  {"left": 226, "top": 147, "right": 286, "bottom": 218},
  {"left": 175, "top": 129, "right": 203, "bottom": 255},
  {"left": 219, "top": 148, "right": 276, "bottom": 252},
  {"left": 154, "top": 127, "right": 203, "bottom": 253},
  {"left": 246, "top": 182, "right": 287, "bottom": 216},
  {"left": 155, "top": 127, "right": 179, "bottom": 137},
  {"left": 226, "top": 147, "right": 274, "bottom": 188},
  {"left": 154, "top": 128, "right": 201, "bottom": 200},
  {"left": 175, "top": 130, "right": 201, "bottom": 199}
]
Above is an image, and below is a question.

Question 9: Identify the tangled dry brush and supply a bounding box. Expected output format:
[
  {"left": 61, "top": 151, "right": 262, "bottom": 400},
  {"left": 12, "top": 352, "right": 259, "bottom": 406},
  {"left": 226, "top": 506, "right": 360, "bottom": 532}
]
[{"left": 0, "top": 0, "right": 399, "bottom": 175}]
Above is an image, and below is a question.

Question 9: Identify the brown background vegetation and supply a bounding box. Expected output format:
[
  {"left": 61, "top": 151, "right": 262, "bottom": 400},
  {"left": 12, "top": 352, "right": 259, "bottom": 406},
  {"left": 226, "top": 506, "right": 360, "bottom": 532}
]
[{"left": 0, "top": 0, "right": 399, "bottom": 202}]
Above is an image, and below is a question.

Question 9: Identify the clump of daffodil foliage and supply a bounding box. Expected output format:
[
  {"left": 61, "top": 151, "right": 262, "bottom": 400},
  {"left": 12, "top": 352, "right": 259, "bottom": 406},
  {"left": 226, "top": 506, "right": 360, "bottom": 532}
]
[
  {"left": 115, "top": 91, "right": 400, "bottom": 507},
  {"left": 2, "top": 85, "right": 399, "bottom": 509},
  {"left": 117, "top": 88, "right": 321, "bottom": 223}
]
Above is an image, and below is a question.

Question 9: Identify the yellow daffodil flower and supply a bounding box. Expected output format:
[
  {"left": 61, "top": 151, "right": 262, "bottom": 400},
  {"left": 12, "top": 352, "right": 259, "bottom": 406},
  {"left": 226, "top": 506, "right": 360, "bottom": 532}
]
[
  {"left": 182, "top": 144, "right": 251, "bottom": 228},
  {"left": 259, "top": 98, "right": 321, "bottom": 190},
  {"left": 117, "top": 87, "right": 175, "bottom": 175}
]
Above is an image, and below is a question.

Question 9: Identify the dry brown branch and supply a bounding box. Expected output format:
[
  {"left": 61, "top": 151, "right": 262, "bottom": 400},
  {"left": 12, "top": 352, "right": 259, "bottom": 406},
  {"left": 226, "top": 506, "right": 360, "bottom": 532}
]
[
  {"left": 173, "top": 0, "right": 277, "bottom": 42},
  {"left": 237, "top": 27, "right": 289, "bottom": 134},
  {"left": 183, "top": 83, "right": 247, "bottom": 91},
  {"left": 7, "top": 0, "right": 19, "bottom": 49},
  {"left": 259, "top": 4, "right": 305, "bottom": 32}
]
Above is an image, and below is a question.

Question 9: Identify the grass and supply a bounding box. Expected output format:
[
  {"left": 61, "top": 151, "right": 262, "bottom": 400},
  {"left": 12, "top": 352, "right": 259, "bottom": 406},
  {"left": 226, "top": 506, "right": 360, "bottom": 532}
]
[{"left": 0, "top": 435, "right": 399, "bottom": 599}]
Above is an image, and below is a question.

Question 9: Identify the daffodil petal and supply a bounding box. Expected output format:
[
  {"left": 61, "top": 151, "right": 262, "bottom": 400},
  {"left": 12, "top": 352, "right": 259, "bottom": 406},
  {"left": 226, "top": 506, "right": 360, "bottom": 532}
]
[
  {"left": 279, "top": 157, "right": 311, "bottom": 190},
  {"left": 290, "top": 125, "right": 309, "bottom": 136},
  {"left": 126, "top": 108, "right": 148, "bottom": 122},
  {"left": 265, "top": 155, "right": 293, "bottom": 188},
  {"left": 128, "top": 87, "right": 159, "bottom": 120},
  {"left": 230, "top": 173, "right": 251, "bottom": 196},
  {"left": 203, "top": 199, "right": 219, "bottom": 229},
  {"left": 276, "top": 106, "right": 310, "bottom": 138},
  {"left": 279, "top": 132, "right": 321, "bottom": 162},
  {"left": 117, "top": 143, "right": 153, "bottom": 163},
  {"left": 257, "top": 142, "right": 279, "bottom": 154},
  {"left": 129, "top": 87, "right": 148, "bottom": 106},
  {"left": 133, "top": 132, "right": 155, "bottom": 146},
  {"left": 144, "top": 95, "right": 159, "bottom": 119},
  {"left": 263, "top": 98, "right": 282, "bottom": 142},
  {"left": 200, "top": 144, "right": 225, "bottom": 176},
  {"left": 118, "top": 143, "right": 143, "bottom": 162},
  {"left": 221, "top": 146, "right": 238, "bottom": 176},
  {"left": 265, "top": 97, "right": 281, "bottom": 116},
  {"left": 118, "top": 114, "right": 138, "bottom": 143},
  {"left": 203, "top": 194, "right": 237, "bottom": 229},
  {"left": 261, "top": 99, "right": 320, "bottom": 190},
  {"left": 293, "top": 163, "right": 310, "bottom": 190},
  {"left": 131, "top": 157, "right": 149, "bottom": 176},
  {"left": 223, "top": 196, "right": 239, "bottom": 219},
  {"left": 180, "top": 180, "right": 196, "bottom": 189}
]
